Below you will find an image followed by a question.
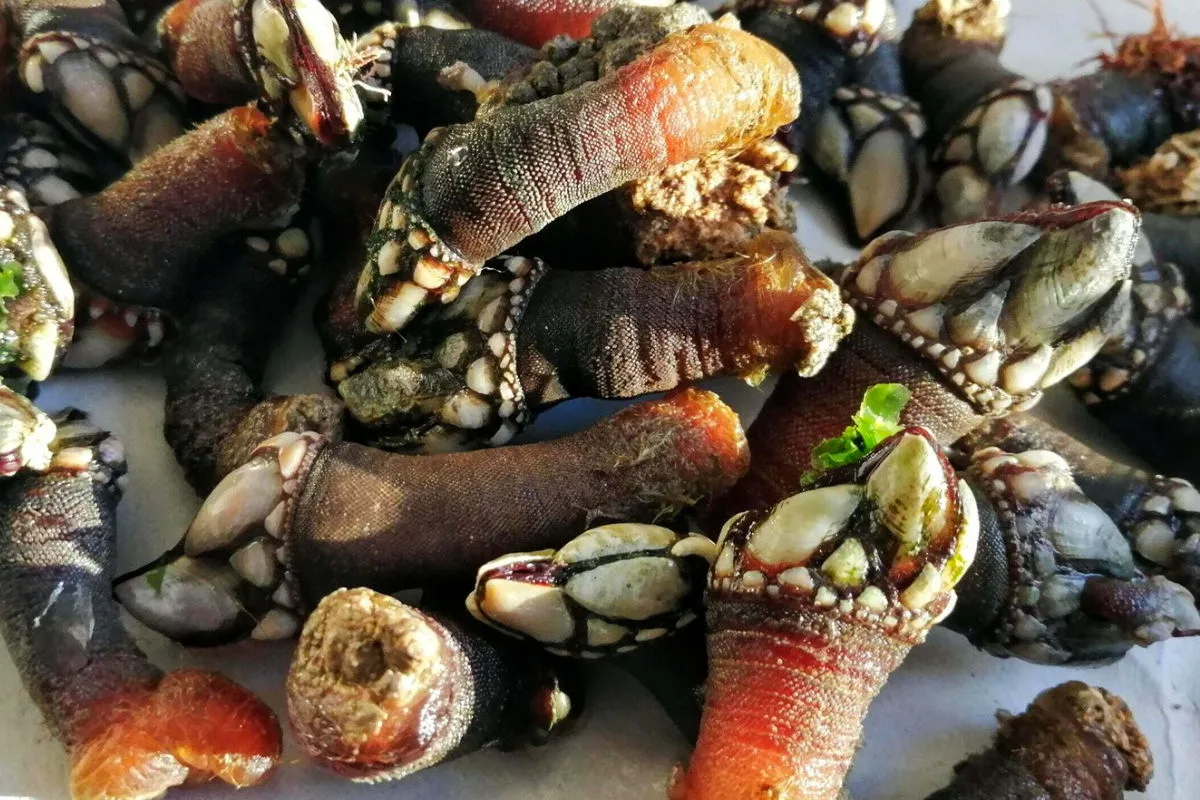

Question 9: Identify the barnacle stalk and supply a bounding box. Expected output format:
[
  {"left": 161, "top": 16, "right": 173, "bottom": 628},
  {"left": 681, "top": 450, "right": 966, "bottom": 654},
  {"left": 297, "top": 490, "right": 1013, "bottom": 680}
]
[
  {"left": 1042, "top": 3, "right": 1200, "bottom": 181},
  {"left": 288, "top": 588, "right": 573, "bottom": 781},
  {"left": 10, "top": 0, "right": 186, "bottom": 164},
  {"left": 717, "top": 201, "right": 1138, "bottom": 516},
  {"left": 115, "top": 388, "right": 749, "bottom": 644},
  {"left": 956, "top": 412, "right": 1200, "bottom": 610},
  {"left": 670, "top": 427, "right": 979, "bottom": 800},
  {"left": 472, "top": 5, "right": 799, "bottom": 269},
  {"left": 0, "top": 185, "right": 74, "bottom": 382},
  {"left": 1139, "top": 213, "right": 1200, "bottom": 304},
  {"left": 738, "top": 0, "right": 895, "bottom": 153},
  {"left": 153, "top": 0, "right": 365, "bottom": 147},
  {"left": 1046, "top": 171, "right": 1200, "bottom": 484},
  {"left": 355, "top": 23, "right": 537, "bottom": 136},
  {"left": 467, "top": 524, "right": 716, "bottom": 657},
  {"left": 355, "top": 18, "right": 800, "bottom": 332},
  {"left": 925, "top": 682, "right": 1152, "bottom": 799},
  {"left": 0, "top": 417, "right": 281, "bottom": 800},
  {"left": 335, "top": 232, "right": 853, "bottom": 451},
  {"left": 42, "top": 105, "right": 306, "bottom": 310},
  {"left": 901, "top": 0, "right": 1052, "bottom": 222},
  {"left": 447, "top": 0, "right": 672, "bottom": 48},
  {"left": 163, "top": 209, "right": 344, "bottom": 493},
  {"left": 948, "top": 446, "right": 1199, "bottom": 665}
]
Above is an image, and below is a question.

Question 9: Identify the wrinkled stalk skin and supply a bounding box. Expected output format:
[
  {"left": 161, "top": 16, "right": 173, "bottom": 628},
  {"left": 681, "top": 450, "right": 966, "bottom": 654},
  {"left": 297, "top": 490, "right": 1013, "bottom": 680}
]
[
  {"left": 358, "top": 20, "right": 801, "bottom": 329},
  {"left": 1044, "top": 71, "right": 1174, "bottom": 180},
  {"left": 516, "top": 233, "right": 853, "bottom": 405},
  {"left": 899, "top": 11, "right": 1009, "bottom": 143},
  {"left": 715, "top": 324, "right": 981, "bottom": 518},
  {"left": 418, "top": 21, "right": 797, "bottom": 262},
  {"left": 681, "top": 602, "right": 910, "bottom": 800},
  {"left": 163, "top": 238, "right": 344, "bottom": 494},
  {"left": 385, "top": 26, "right": 538, "bottom": 135},
  {"left": 153, "top": 0, "right": 245, "bottom": 105},
  {"left": 44, "top": 106, "right": 305, "bottom": 309},
  {"left": 0, "top": 447, "right": 156, "bottom": 749},
  {"left": 289, "top": 589, "right": 567, "bottom": 781},
  {"left": 0, "top": 429, "right": 282, "bottom": 798},
  {"left": 1142, "top": 213, "right": 1200, "bottom": 301},
  {"left": 448, "top": 0, "right": 648, "bottom": 47},
  {"left": 289, "top": 389, "right": 748, "bottom": 604},
  {"left": 925, "top": 682, "right": 1152, "bottom": 800},
  {"left": 1088, "top": 321, "right": 1200, "bottom": 485},
  {"left": 740, "top": 8, "right": 848, "bottom": 152}
]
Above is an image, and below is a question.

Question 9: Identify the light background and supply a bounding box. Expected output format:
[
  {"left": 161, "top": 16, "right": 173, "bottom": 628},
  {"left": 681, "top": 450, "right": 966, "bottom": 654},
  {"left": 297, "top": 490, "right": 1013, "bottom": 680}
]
[{"left": 3, "top": 0, "right": 1198, "bottom": 798}]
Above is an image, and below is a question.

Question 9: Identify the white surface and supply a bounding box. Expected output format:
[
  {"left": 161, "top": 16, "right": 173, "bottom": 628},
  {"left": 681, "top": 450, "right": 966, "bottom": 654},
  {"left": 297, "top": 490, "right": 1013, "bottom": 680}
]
[{"left": 3, "top": 1, "right": 1200, "bottom": 798}]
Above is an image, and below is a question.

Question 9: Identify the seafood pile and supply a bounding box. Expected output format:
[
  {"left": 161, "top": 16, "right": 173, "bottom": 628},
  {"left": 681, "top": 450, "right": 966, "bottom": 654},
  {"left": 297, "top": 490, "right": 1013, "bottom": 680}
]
[{"left": 0, "top": 0, "right": 1198, "bottom": 798}]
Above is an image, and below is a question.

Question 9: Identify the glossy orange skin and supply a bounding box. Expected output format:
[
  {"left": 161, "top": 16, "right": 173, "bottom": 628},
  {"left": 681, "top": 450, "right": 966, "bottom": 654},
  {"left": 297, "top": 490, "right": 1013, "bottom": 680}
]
[
  {"left": 670, "top": 605, "right": 912, "bottom": 800},
  {"left": 69, "top": 669, "right": 282, "bottom": 800}
]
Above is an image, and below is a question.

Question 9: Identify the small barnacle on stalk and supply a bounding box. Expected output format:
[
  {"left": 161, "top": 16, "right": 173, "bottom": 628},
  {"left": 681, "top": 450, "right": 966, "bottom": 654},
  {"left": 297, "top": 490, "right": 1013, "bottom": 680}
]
[
  {"left": 334, "top": 232, "right": 852, "bottom": 452},
  {"left": 947, "top": 445, "right": 1200, "bottom": 665},
  {"left": 0, "top": 113, "right": 99, "bottom": 205},
  {"left": 287, "top": 588, "right": 573, "bottom": 782},
  {"left": 809, "top": 82, "right": 929, "bottom": 242},
  {"left": 116, "top": 389, "right": 749, "bottom": 644},
  {"left": 152, "top": 0, "right": 365, "bottom": 147},
  {"left": 835, "top": 201, "right": 1138, "bottom": 416},
  {"left": 0, "top": 185, "right": 74, "bottom": 383},
  {"left": 925, "top": 682, "right": 1153, "bottom": 800},
  {"left": 901, "top": 0, "right": 1053, "bottom": 221},
  {"left": 9, "top": 0, "right": 187, "bottom": 164},
  {"left": 956, "top": 411, "right": 1200, "bottom": 625},
  {"left": 355, "top": 19, "right": 800, "bottom": 332},
  {"left": 716, "top": 200, "right": 1138, "bottom": 520},
  {"left": 467, "top": 524, "right": 716, "bottom": 657},
  {"left": 1046, "top": 170, "right": 1200, "bottom": 485},
  {"left": 671, "top": 420, "right": 980, "bottom": 800}
]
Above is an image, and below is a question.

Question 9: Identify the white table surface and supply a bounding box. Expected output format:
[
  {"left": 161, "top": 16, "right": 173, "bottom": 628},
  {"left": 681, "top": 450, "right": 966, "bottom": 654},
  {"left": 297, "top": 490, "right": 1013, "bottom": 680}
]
[{"left": 4, "top": 1, "right": 1199, "bottom": 798}]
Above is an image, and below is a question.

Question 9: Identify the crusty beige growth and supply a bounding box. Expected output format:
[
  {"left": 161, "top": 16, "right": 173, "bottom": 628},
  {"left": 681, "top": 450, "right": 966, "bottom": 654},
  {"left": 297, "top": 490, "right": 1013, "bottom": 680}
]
[
  {"left": 915, "top": 0, "right": 1010, "bottom": 43},
  {"left": 287, "top": 588, "right": 454, "bottom": 761},
  {"left": 1118, "top": 130, "right": 1200, "bottom": 215},
  {"left": 620, "top": 139, "right": 799, "bottom": 265}
]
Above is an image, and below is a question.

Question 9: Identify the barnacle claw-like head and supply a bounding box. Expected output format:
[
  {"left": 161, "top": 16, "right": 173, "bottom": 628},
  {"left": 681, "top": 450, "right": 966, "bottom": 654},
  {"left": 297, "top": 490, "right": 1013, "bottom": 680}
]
[
  {"left": 334, "top": 255, "right": 542, "bottom": 452},
  {"left": 836, "top": 201, "right": 1139, "bottom": 415},
  {"left": 962, "top": 447, "right": 1200, "bottom": 664},
  {"left": 0, "top": 186, "right": 73, "bottom": 382},
  {"left": 737, "top": 0, "right": 896, "bottom": 57},
  {"left": 0, "top": 387, "right": 54, "bottom": 477},
  {"left": 811, "top": 85, "right": 928, "bottom": 241},
  {"left": 115, "top": 430, "right": 327, "bottom": 645},
  {"left": 712, "top": 426, "right": 979, "bottom": 640},
  {"left": 466, "top": 524, "right": 715, "bottom": 658},
  {"left": 1044, "top": 170, "right": 1193, "bottom": 405},
  {"left": 245, "top": 0, "right": 365, "bottom": 147},
  {"left": 912, "top": 0, "right": 1010, "bottom": 45}
]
